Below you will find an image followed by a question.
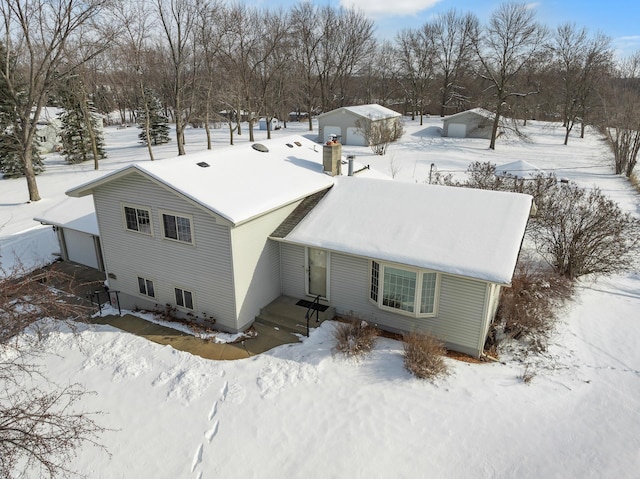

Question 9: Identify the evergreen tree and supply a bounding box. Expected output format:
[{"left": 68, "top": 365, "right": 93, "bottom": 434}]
[
  {"left": 57, "top": 83, "right": 106, "bottom": 165},
  {"left": 0, "top": 43, "right": 44, "bottom": 178},
  {"left": 137, "top": 89, "right": 170, "bottom": 146}
]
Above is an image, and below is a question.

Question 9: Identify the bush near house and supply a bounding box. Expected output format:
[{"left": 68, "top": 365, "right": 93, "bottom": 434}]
[
  {"left": 332, "top": 319, "right": 379, "bottom": 357},
  {"left": 402, "top": 332, "right": 449, "bottom": 381},
  {"left": 487, "top": 263, "right": 573, "bottom": 354}
]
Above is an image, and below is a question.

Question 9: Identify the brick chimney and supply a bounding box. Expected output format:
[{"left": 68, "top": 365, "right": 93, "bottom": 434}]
[{"left": 323, "top": 140, "right": 342, "bottom": 176}]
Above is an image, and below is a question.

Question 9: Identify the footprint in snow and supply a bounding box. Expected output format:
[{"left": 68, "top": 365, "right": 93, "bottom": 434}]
[
  {"left": 205, "top": 421, "right": 219, "bottom": 443},
  {"left": 208, "top": 400, "right": 217, "bottom": 421},
  {"left": 191, "top": 443, "right": 203, "bottom": 473}
]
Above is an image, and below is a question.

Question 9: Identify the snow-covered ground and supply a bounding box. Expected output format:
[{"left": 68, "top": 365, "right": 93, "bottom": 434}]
[{"left": 1, "top": 118, "right": 639, "bottom": 478}]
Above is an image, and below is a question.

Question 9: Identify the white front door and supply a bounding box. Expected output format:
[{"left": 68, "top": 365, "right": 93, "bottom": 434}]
[{"left": 307, "top": 248, "right": 329, "bottom": 299}]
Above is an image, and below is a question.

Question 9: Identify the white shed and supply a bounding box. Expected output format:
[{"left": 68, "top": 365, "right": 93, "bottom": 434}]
[
  {"left": 259, "top": 118, "right": 280, "bottom": 131},
  {"left": 318, "top": 104, "right": 402, "bottom": 146}
]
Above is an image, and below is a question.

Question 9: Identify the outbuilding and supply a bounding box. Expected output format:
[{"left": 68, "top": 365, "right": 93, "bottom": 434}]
[
  {"left": 442, "top": 108, "right": 499, "bottom": 139},
  {"left": 317, "top": 104, "right": 402, "bottom": 146}
]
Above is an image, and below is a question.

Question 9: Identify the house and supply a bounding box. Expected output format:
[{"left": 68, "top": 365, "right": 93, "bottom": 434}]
[
  {"left": 34, "top": 196, "right": 104, "bottom": 271},
  {"left": 317, "top": 104, "right": 402, "bottom": 146},
  {"left": 442, "top": 108, "right": 500, "bottom": 139},
  {"left": 64, "top": 136, "right": 532, "bottom": 357}
]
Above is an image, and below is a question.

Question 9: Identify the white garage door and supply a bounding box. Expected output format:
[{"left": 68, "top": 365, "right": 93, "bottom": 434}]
[
  {"left": 448, "top": 123, "right": 467, "bottom": 138},
  {"left": 346, "top": 127, "right": 367, "bottom": 146},
  {"left": 324, "top": 126, "right": 342, "bottom": 143},
  {"left": 64, "top": 229, "right": 99, "bottom": 269}
]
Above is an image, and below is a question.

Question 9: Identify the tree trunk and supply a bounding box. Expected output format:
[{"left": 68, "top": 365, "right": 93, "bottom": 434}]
[{"left": 489, "top": 104, "right": 502, "bottom": 150}]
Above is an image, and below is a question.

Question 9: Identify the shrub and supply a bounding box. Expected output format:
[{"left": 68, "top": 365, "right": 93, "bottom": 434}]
[
  {"left": 489, "top": 263, "right": 573, "bottom": 352},
  {"left": 402, "top": 332, "right": 449, "bottom": 381},
  {"left": 332, "top": 319, "right": 379, "bottom": 357},
  {"left": 528, "top": 183, "right": 640, "bottom": 279}
]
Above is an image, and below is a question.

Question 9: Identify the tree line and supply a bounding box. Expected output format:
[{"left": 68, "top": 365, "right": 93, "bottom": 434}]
[{"left": 1, "top": 0, "right": 639, "bottom": 201}]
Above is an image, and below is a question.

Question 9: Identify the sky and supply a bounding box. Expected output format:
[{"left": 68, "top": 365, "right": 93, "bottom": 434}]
[{"left": 265, "top": 0, "right": 640, "bottom": 57}]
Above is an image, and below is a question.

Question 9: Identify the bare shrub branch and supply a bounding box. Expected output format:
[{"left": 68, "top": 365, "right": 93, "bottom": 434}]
[
  {"left": 0, "top": 263, "right": 107, "bottom": 478},
  {"left": 332, "top": 319, "right": 379, "bottom": 357},
  {"left": 402, "top": 332, "right": 449, "bottom": 381}
]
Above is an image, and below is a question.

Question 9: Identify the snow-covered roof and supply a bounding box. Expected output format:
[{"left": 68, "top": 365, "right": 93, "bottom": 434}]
[
  {"left": 33, "top": 196, "right": 98, "bottom": 235},
  {"left": 445, "top": 108, "right": 496, "bottom": 121},
  {"left": 280, "top": 177, "right": 532, "bottom": 284},
  {"left": 319, "top": 104, "right": 401, "bottom": 121},
  {"left": 496, "top": 160, "right": 544, "bottom": 178},
  {"left": 66, "top": 136, "right": 382, "bottom": 226}
]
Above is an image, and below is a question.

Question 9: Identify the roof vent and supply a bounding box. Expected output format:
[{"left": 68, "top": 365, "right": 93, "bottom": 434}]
[
  {"left": 294, "top": 141, "right": 302, "bottom": 147},
  {"left": 196, "top": 161, "right": 210, "bottom": 168},
  {"left": 286, "top": 143, "right": 294, "bottom": 148},
  {"left": 252, "top": 143, "right": 269, "bottom": 153}
]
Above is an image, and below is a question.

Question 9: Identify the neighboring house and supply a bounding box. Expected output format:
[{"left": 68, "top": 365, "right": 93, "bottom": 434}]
[
  {"left": 64, "top": 136, "right": 532, "bottom": 357},
  {"left": 318, "top": 104, "right": 402, "bottom": 146},
  {"left": 35, "top": 118, "right": 63, "bottom": 153},
  {"left": 442, "top": 108, "right": 501, "bottom": 139},
  {"left": 34, "top": 196, "right": 104, "bottom": 271}
]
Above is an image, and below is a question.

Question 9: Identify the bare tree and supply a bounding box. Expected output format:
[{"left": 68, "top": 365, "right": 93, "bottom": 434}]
[
  {"left": 0, "top": 264, "right": 107, "bottom": 478},
  {"left": 474, "top": 3, "right": 547, "bottom": 149},
  {"left": 396, "top": 26, "right": 436, "bottom": 123},
  {"left": 0, "top": 0, "right": 111, "bottom": 201},
  {"left": 431, "top": 9, "right": 479, "bottom": 117},
  {"left": 355, "top": 118, "right": 404, "bottom": 155},
  {"left": 600, "top": 51, "right": 640, "bottom": 176},
  {"left": 156, "top": 0, "right": 197, "bottom": 156},
  {"left": 550, "top": 24, "right": 613, "bottom": 145}
]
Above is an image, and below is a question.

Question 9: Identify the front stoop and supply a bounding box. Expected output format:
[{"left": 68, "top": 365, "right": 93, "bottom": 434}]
[{"left": 253, "top": 296, "right": 334, "bottom": 342}]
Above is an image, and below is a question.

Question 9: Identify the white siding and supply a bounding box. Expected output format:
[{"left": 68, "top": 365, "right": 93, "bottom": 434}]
[
  {"left": 290, "top": 250, "right": 491, "bottom": 356},
  {"left": 280, "top": 243, "right": 306, "bottom": 298},
  {"left": 93, "top": 173, "right": 238, "bottom": 330},
  {"left": 230, "top": 201, "right": 301, "bottom": 329}
]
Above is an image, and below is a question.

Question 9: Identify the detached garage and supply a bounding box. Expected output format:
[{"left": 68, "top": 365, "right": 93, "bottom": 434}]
[
  {"left": 442, "top": 108, "right": 499, "bottom": 139},
  {"left": 34, "top": 196, "right": 104, "bottom": 271},
  {"left": 318, "top": 104, "right": 402, "bottom": 146}
]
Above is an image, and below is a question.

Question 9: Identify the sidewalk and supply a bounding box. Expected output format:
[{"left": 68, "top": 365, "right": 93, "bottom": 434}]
[{"left": 89, "top": 314, "right": 300, "bottom": 360}]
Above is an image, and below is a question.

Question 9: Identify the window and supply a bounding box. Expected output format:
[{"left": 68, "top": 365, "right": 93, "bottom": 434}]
[
  {"left": 174, "top": 288, "right": 194, "bottom": 310},
  {"left": 138, "top": 277, "right": 155, "bottom": 298},
  {"left": 162, "top": 212, "right": 193, "bottom": 244},
  {"left": 124, "top": 206, "right": 151, "bottom": 234},
  {"left": 370, "top": 261, "right": 379, "bottom": 302},
  {"left": 370, "top": 261, "right": 438, "bottom": 317}
]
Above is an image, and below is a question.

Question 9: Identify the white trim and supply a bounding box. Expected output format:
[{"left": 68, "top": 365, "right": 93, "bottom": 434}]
[
  {"left": 122, "top": 202, "right": 153, "bottom": 236},
  {"left": 368, "top": 260, "right": 440, "bottom": 318},
  {"left": 136, "top": 275, "right": 156, "bottom": 299},
  {"left": 173, "top": 285, "right": 196, "bottom": 312},
  {"left": 159, "top": 209, "right": 195, "bottom": 246}
]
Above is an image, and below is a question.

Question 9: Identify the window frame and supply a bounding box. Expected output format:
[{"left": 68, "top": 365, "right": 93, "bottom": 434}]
[
  {"left": 160, "top": 210, "right": 194, "bottom": 245},
  {"left": 174, "top": 287, "right": 195, "bottom": 311},
  {"left": 122, "top": 203, "right": 153, "bottom": 236},
  {"left": 137, "top": 276, "right": 156, "bottom": 298},
  {"left": 369, "top": 260, "right": 440, "bottom": 318}
]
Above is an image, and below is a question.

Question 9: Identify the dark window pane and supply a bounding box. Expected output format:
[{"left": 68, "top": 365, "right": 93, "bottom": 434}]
[
  {"left": 163, "top": 214, "right": 177, "bottom": 240},
  {"left": 138, "top": 276, "right": 146, "bottom": 294},
  {"left": 184, "top": 291, "right": 193, "bottom": 310},
  {"left": 175, "top": 288, "right": 184, "bottom": 307},
  {"left": 146, "top": 279, "right": 155, "bottom": 297},
  {"left": 125, "top": 207, "right": 139, "bottom": 231}
]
